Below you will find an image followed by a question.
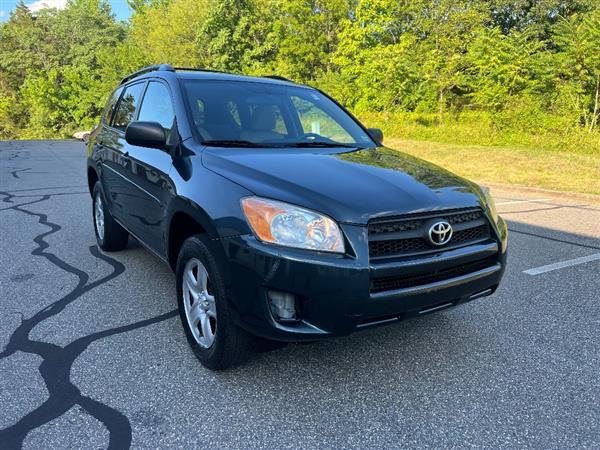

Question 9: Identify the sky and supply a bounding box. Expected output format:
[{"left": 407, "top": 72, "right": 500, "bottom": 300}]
[{"left": 0, "top": 0, "right": 133, "bottom": 22}]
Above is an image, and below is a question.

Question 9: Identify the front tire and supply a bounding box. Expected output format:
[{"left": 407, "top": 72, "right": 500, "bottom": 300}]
[
  {"left": 92, "top": 182, "right": 128, "bottom": 251},
  {"left": 176, "top": 235, "right": 254, "bottom": 370}
]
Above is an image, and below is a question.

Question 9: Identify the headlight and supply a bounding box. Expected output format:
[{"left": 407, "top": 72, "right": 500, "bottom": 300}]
[
  {"left": 480, "top": 186, "right": 498, "bottom": 223},
  {"left": 241, "top": 196, "right": 345, "bottom": 253}
]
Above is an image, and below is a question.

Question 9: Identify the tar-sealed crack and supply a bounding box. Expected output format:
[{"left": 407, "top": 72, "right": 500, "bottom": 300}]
[
  {"left": 0, "top": 187, "right": 176, "bottom": 449},
  {"left": 509, "top": 227, "right": 600, "bottom": 250},
  {"left": 10, "top": 168, "right": 32, "bottom": 179}
]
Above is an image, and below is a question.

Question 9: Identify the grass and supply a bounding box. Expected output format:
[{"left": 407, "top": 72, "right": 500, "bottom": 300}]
[
  {"left": 358, "top": 111, "right": 600, "bottom": 155},
  {"left": 384, "top": 138, "right": 600, "bottom": 196}
]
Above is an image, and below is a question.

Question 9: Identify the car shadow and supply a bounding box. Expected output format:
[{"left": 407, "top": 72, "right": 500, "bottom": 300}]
[
  {"left": 118, "top": 217, "right": 598, "bottom": 381},
  {"left": 229, "top": 218, "right": 598, "bottom": 380}
]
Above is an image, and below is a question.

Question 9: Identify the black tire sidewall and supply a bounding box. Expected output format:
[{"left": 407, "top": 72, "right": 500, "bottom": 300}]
[
  {"left": 92, "top": 181, "right": 128, "bottom": 251},
  {"left": 92, "top": 183, "right": 108, "bottom": 249}
]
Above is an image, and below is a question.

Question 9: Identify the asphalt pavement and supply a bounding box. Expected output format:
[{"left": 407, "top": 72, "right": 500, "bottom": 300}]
[{"left": 1, "top": 140, "right": 599, "bottom": 448}]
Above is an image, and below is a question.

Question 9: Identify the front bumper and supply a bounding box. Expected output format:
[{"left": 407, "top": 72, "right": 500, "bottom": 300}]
[{"left": 220, "top": 217, "right": 508, "bottom": 341}]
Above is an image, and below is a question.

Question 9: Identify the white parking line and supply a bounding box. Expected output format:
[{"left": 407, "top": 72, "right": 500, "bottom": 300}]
[
  {"left": 496, "top": 198, "right": 551, "bottom": 206},
  {"left": 523, "top": 253, "right": 600, "bottom": 275}
]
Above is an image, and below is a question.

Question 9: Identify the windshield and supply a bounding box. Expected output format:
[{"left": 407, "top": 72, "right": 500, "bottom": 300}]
[{"left": 182, "top": 80, "right": 374, "bottom": 148}]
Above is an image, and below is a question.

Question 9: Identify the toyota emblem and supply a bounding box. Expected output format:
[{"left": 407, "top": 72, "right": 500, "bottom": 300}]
[{"left": 428, "top": 221, "right": 453, "bottom": 246}]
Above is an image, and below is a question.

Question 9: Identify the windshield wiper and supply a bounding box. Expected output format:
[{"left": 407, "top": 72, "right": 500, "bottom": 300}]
[
  {"left": 202, "top": 139, "right": 267, "bottom": 148},
  {"left": 285, "top": 141, "right": 358, "bottom": 148},
  {"left": 202, "top": 139, "right": 359, "bottom": 149}
]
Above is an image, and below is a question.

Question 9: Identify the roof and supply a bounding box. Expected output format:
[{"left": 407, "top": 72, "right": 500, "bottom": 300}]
[{"left": 120, "top": 64, "right": 301, "bottom": 87}]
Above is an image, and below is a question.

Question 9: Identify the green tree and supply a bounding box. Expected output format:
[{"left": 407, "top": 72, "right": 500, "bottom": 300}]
[
  {"left": 1, "top": 0, "right": 599, "bottom": 140},
  {"left": 0, "top": 0, "right": 126, "bottom": 138},
  {"left": 197, "top": 0, "right": 275, "bottom": 72},
  {"left": 488, "top": 0, "right": 597, "bottom": 39},
  {"left": 0, "top": 2, "right": 47, "bottom": 91},
  {"left": 464, "top": 28, "right": 551, "bottom": 110},
  {"left": 553, "top": 9, "right": 600, "bottom": 130},
  {"left": 129, "top": 0, "right": 209, "bottom": 66},
  {"left": 268, "top": 0, "right": 355, "bottom": 80},
  {"left": 19, "top": 66, "right": 106, "bottom": 137}
]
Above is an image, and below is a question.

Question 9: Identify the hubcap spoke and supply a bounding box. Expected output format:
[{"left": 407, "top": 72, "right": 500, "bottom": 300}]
[
  {"left": 183, "top": 283, "right": 195, "bottom": 303},
  {"left": 197, "top": 265, "right": 208, "bottom": 291},
  {"left": 189, "top": 300, "right": 202, "bottom": 325},
  {"left": 185, "top": 269, "right": 198, "bottom": 294},
  {"left": 200, "top": 314, "right": 214, "bottom": 347},
  {"left": 205, "top": 294, "right": 217, "bottom": 318}
]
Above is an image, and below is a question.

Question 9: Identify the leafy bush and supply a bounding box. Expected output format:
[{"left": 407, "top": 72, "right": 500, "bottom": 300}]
[
  {"left": 0, "top": 0, "right": 598, "bottom": 151},
  {"left": 359, "top": 110, "right": 599, "bottom": 154}
]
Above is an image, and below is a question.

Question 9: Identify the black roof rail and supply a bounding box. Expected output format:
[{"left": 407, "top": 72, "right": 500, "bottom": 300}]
[
  {"left": 262, "top": 75, "right": 293, "bottom": 82},
  {"left": 172, "top": 66, "right": 231, "bottom": 75},
  {"left": 120, "top": 64, "right": 175, "bottom": 85},
  {"left": 120, "top": 66, "right": 295, "bottom": 85}
]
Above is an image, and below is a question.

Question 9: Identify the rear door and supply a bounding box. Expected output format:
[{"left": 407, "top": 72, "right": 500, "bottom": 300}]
[
  {"left": 119, "top": 80, "right": 176, "bottom": 253},
  {"left": 93, "top": 85, "right": 122, "bottom": 207},
  {"left": 101, "top": 81, "right": 147, "bottom": 228}
]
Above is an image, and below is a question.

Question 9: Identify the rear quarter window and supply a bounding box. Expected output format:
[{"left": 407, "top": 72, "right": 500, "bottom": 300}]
[{"left": 101, "top": 87, "right": 123, "bottom": 125}]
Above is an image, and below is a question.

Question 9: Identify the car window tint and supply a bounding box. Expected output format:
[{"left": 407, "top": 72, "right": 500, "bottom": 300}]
[
  {"left": 112, "top": 83, "right": 145, "bottom": 131},
  {"left": 138, "top": 82, "right": 175, "bottom": 132},
  {"left": 248, "top": 103, "right": 288, "bottom": 135},
  {"left": 291, "top": 96, "right": 354, "bottom": 143},
  {"left": 226, "top": 101, "right": 241, "bottom": 126},
  {"left": 183, "top": 80, "right": 374, "bottom": 146},
  {"left": 187, "top": 94, "right": 242, "bottom": 140},
  {"left": 189, "top": 99, "right": 211, "bottom": 139},
  {"left": 102, "top": 87, "right": 123, "bottom": 125}
]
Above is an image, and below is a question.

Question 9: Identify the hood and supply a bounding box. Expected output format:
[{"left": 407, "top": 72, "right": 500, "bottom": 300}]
[{"left": 201, "top": 146, "right": 486, "bottom": 224}]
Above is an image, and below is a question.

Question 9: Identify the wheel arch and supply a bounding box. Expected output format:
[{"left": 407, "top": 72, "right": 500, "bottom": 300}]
[
  {"left": 87, "top": 165, "right": 99, "bottom": 197},
  {"left": 166, "top": 197, "right": 220, "bottom": 271}
]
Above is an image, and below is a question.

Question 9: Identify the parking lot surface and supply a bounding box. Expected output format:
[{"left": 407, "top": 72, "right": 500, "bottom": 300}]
[{"left": 1, "top": 140, "right": 599, "bottom": 448}]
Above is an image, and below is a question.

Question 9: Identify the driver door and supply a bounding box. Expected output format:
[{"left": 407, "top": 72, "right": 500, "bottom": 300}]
[{"left": 119, "top": 80, "right": 176, "bottom": 254}]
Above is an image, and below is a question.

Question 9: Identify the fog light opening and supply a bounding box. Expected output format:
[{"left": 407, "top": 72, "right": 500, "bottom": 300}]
[{"left": 268, "top": 290, "right": 297, "bottom": 322}]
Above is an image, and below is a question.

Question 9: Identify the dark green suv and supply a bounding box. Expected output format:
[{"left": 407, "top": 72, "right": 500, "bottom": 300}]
[{"left": 88, "top": 64, "right": 507, "bottom": 369}]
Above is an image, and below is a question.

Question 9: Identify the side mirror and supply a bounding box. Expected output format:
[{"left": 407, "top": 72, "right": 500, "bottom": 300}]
[
  {"left": 125, "top": 121, "right": 166, "bottom": 149},
  {"left": 367, "top": 128, "right": 383, "bottom": 146}
]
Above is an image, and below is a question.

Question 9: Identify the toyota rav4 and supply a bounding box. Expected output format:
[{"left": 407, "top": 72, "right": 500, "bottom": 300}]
[{"left": 87, "top": 64, "right": 508, "bottom": 370}]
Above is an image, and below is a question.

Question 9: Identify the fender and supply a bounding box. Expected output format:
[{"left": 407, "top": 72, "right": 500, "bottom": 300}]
[{"left": 165, "top": 196, "right": 220, "bottom": 241}]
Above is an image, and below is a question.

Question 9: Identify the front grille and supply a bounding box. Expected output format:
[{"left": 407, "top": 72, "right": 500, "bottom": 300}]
[
  {"left": 452, "top": 225, "right": 489, "bottom": 243},
  {"left": 369, "top": 210, "right": 482, "bottom": 235},
  {"left": 369, "top": 236, "right": 429, "bottom": 256},
  {"left": 370, "top": 256, "right": 497, "bottom": 293},
  {"left": 368, "top": 208, "right": 491, "bottom": 259}
]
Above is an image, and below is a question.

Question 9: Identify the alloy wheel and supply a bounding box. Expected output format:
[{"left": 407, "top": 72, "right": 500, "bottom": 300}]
[
  {"left": 182, "top": 258, "right": 217, "bottom": 348},
  {"left": 94, "top": 193, "right": 105, "bottom": 241}
]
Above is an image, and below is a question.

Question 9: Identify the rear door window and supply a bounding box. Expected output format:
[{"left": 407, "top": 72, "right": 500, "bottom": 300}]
[{"left": 112, "top": 82, "right": 146, "bottom": 131}]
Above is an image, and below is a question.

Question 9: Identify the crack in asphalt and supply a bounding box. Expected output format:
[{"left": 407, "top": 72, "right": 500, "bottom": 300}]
[
  {"left": 0, "top": 195, "right": 50, "bottom": 212},
  {"left": 0, "top": 188, "right": 177, "bottom": 449},
  {"left": 11, "top": 168, "right": 32, "bottom": 179},
  {"left": 509, "top": 227, "right": 600, "bottom": 251},
  {"left": 0, "top": 192, "right": 88, "bottom": 212},
  {"left": 2, "top": 185, "right": 88, "bottom": 193}
]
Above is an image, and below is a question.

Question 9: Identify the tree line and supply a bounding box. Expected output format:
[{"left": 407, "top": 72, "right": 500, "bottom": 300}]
[{"left": 0, "top": 0, "right": 598, "bottom": 149}]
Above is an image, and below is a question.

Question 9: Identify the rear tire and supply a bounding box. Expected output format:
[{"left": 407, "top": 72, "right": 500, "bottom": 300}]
[
  {"left": 176, "top": 235, "right": 254, "bottom": 370},
  {"left": 92, "top": 182, "right": 128, "bottom": 251}
]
